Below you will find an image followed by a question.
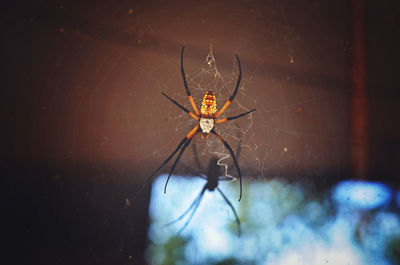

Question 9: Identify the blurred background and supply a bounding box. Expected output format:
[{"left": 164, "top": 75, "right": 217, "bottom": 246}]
[{"left": 2, "top": 0, "right": 400, "bottom": 264}]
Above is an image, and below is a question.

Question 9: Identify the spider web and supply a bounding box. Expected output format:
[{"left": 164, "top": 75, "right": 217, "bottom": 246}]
[
  {"left": 7, "top": 0, "right": 355, "bottom": 263},
  {"left": 23, "top": 0, "right": 350, "bottom": 188},
  {"left": 156, "top": 42, "right": 256, "bottom": 182}
]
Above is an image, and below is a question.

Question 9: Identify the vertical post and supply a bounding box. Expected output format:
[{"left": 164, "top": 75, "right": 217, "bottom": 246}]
[{"left": 350, "top": 0, "right": 368, "bottom": 178}]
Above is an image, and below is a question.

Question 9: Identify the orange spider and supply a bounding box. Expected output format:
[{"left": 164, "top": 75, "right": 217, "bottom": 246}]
[{"left": 149, "top": 47, "right": 255, "bottom": 201}]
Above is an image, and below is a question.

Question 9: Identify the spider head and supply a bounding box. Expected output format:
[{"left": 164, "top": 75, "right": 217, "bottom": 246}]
[{"left": 201, "top": 91, "right": 217, "bottom": 116}]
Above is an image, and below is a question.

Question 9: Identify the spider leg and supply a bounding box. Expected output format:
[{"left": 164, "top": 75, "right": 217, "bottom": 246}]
[
  {"left": 166, "top": 185, "right": 206, "bottom": 226},
  {"left": 214, "top": 54, "right": 242, "bottom": 118},
  {"left": 164, "top": 127, "right": 200, "bottom": 193},
  {"left": 177, "top": 186, "right": 206, "bottom": 234},
  {"left": 215, "top": 109, "right": 256, "bottom": 124},
  {"left": 162, "top": 92, "right": 199, "bottom": 120},
  {"left": 148, "top": 126, "right": 199, "bottom": 183},
  {"left": 148, "top": 138, "right": 187, "bottom": 181},
  {"left": 181, "top": 47, "right": 201, "bottom": 116},
  {"left": 211, "top": 129, "right": 243, "bottom": 201},
  {"left": 217, "top": 187, "right": 241, "bottom": 236}
]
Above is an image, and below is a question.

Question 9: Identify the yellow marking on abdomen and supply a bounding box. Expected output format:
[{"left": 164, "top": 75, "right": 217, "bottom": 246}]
[{"left": 201, "top": 91, "right": 217, "bottom": 117}]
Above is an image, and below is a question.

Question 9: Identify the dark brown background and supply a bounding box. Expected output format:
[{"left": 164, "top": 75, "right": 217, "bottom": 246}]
[{"left": 3, "top": 0, "right": 399, "bottom": 264}]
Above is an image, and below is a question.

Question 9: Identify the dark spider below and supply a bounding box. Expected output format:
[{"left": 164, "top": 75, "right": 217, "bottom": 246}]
[{"left": 166, "top": 157, "right": 241, "bottom": 236}]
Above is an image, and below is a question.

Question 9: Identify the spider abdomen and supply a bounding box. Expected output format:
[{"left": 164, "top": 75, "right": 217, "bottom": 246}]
[
  {"left": 201, "top": 91, "right": 217, "bottom": 116},
  {"left": 199, "top": 117, "right": 214, "bottom": 134}
]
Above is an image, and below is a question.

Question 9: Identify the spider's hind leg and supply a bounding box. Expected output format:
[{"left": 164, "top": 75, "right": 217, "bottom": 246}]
[
  {"left": 211, "top": 129, "right": 243, "bottom": 201},
  {"left": 163, "top": 126, "right": 200, "bottom": 194}
]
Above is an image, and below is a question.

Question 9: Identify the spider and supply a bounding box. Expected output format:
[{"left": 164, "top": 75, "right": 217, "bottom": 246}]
[
  {"left": 149, "top": 47, "right": 255, "bottom": 201},
  {"left": 167, "top": 157, "right": 241, "bottom": 236}
]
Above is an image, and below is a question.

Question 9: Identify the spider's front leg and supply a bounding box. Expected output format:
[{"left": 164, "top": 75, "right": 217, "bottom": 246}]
[
  {"left": 181, "top": 47, "right": 201, "bottom": 116},
  {"left": 214, "top": 54, "right": 242, "bottom": 118}
]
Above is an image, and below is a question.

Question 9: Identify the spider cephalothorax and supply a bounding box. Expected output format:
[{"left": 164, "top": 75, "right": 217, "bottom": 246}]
[
  {"left": 199, "top": 117, "right": 214, "bottom": 137},
  {"left": 149, "top": 47, "right": 256, "bottom": 201}
]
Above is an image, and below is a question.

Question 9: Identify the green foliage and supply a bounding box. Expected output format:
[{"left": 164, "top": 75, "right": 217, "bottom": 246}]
[
  {"left": 161, "top": 235, "right": 189, "bottom": 265},
  {"left": 385, "top": 236, "right": 400, "bottom": 265}
]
